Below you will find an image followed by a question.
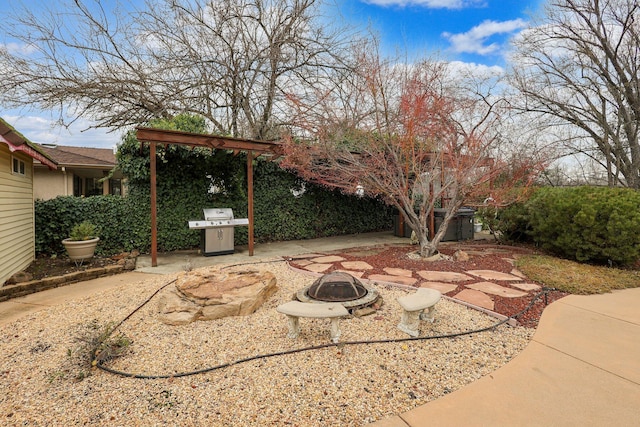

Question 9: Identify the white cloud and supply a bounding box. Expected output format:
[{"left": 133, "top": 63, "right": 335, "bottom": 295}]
[
  {"left": 362, "top": 0, "right": 484, "bottom": 9},
  {"left": 1, "top": 42, "right": 38, "bottom": 56},
  {"left": 2, "top": 113, "right": 122, "bottom": 150},
  {"left": 447, "top": 60, "right": 504, "bottom": 78},
  {"left": 443, "top": 18, "right": 527, "bottom": 55}
]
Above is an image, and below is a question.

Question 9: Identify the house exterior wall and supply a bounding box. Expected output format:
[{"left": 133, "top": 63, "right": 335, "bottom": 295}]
[
  {"left": 34, "top": 167, "right": 72, "bottom": 200},
  {"left": 0, "top": 144, "right": 35, "bottom": 284},
  {"left": 33, "top": 166, "right": 125, "bottom": 200}
]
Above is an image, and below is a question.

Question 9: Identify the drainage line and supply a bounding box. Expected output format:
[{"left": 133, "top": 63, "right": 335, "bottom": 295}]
[{"left": 94, "top": 266, "right": 557, "bottom": 380}]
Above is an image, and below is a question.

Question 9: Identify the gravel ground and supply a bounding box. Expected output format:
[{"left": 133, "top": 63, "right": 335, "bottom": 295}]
[{"left": 0, "top": 261, "right": 533, "bottom": 426}]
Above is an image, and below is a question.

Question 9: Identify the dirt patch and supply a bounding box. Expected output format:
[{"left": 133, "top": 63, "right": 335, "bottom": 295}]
[{"left": 21, "top": 254, "right": 124, "bottom": 281}]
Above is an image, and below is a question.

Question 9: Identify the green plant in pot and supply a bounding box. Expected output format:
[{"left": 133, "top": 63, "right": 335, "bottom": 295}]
[{"left": 62, "top": 221, "right": 100, "bottom": 266}]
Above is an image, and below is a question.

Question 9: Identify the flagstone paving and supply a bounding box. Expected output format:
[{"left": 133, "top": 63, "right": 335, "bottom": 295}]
[
  {"left": 341, "top": 261, "right": 374, "bottom": 270},
  {"left": 453, "top": 289, "right": 495, "bottom": 310},
  {"left": 304, "top": 263, "right": 333, "bottom": 273},
  {"left": 368, "top": 274, "right": 418, "bottom": 286},
  {"left": 417, "top": 271, "right": 473, "bottom": 282},
  {"left": 289, "top": 253, "right": 324, "bottom": 259},
  {"left": 419, "top": 282, "right": 459, "bottom": 294},
  {"left": 295, "top": 252, "right": 543, "bottom": 322},
  {"left": 310, "top": 255, "right": 346, "bottom": 263},
  {"left": 467, "top": 282, "right": 528, "bottom": 298},
  {"left": 383, "top": 267, "right": 413, "bottom": 277},
  {"left": 336, "top": 269, "right": 365, "bottom": 278},
  {"left": 466, "top": 270, "right": 524, "bottom": 281},
  {"left": 510, "top": 268, "right": 526, "bottom": 278},
  {"left": 510, "top": 282, "right": 542, "bottom": 291}
]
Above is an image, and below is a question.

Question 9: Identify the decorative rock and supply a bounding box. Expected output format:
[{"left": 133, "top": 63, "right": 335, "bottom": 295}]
[
  {"left": 419, "top": 282, "right": 459, "bottom": 294},
  {"left": 466, "top": 270, "right": 523, "bottom": 281},
  {"left": 4, "top": 271, "right": 33, "bottom": 285},
  {"left": 310, "top": 255, "right": 346, "bottom": 263},
  {"left": 122, "top": 258, "right": 136, "bottom": 271},
  {"left": 424, "top": 252, "right": 453, "bottom": 262},
  {"left": 383, "top": 267, "right": 413, "bottom": 277},
  {"left": 158, "top": 268, "right": 277, "bottom": 325},
  {"left": 453, "top": 250, "right": 470, "bottom": 262},
  {"left": 353, "top": 306, "right": 377, "bottom": 317},
  {"left": 453, "top": 289, "right": 494, "bottom": 310},
  {"left": 417, "top": 271, "right": 472, "bottom": 282},
  {"left": 341, "top": 261, "right": 374, "bottom": 270},
  {"left": 410, "top": 231, "right": 419, "bottom": 245},
  {"left": 466, "top": 282, "right": 528, "bottom": 298},
  {"left": 368, "top": 274, "right": 417, "bottom": 286}
]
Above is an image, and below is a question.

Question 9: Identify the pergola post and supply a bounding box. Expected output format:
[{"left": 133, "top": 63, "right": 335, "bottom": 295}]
[
  {"left": 247, "top": 150, "right": 254, "bottom": 256},
  {"left": 150, "top": 142, "right": 158, "bottom": 267}
]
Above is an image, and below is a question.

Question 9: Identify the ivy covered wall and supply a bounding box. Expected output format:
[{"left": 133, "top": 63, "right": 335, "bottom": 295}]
[{"left": 35, "top": 143, "right": 393, "bottom": 256}]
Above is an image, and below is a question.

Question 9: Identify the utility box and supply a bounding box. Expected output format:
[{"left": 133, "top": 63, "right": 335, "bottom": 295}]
[
  {"left": 394, "top": 208, "right": 475, "bottom": 241},
  {"left": 393, "top": 215, "right": 413, "bottom": 238},
  {"left": 434, "top": 208, "right": 475, "bottom": 241}
]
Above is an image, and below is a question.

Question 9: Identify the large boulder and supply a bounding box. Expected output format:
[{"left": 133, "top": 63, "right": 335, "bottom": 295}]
[{"left": 158, "top": 268, "right": 277, "bottom": 325}]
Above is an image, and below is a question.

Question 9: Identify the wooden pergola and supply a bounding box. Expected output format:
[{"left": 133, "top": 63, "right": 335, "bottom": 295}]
[{"left": 135, "top": 127, "right": 283, "bottom": 267}]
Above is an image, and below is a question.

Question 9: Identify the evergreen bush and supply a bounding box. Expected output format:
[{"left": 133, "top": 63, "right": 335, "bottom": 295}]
[{"left": 492, "top": 186, "right": 640, "bottom": 265}]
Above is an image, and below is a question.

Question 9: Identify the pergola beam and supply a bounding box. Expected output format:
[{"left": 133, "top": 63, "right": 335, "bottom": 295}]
[{"left": 136, "top": 127, "right": 283, "bottom": 156}]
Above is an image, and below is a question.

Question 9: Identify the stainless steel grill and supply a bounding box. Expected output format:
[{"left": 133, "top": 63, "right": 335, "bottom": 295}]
[{"left": 188, "top": 208, "right": 249, "bottom": 256}]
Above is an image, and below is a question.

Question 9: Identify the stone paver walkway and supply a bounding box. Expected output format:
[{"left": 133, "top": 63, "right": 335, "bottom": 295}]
[{"left": 290, "top": 251, "right": 539, "bottom": 322}]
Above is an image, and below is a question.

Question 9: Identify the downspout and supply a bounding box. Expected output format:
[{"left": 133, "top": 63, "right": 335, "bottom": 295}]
[{"left": 62, "top": 166, "right": 68, "bottom": 195}]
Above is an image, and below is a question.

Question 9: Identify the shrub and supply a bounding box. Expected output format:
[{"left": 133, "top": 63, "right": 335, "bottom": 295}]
[
  {"left": 492, "top": 202, "right": 533, "bottom": 243},
  {"left": 68, "top": 221, "right": 98, "bottom": 241},
  {"left": 524, "top": 187, "right": 640, "bottom": 265}
]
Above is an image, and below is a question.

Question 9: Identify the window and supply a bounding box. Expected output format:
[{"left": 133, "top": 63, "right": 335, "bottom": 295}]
[
  {"left": 12, "top": 156, "right": 26, "bottom": 176},
  {"left": 73, "top": 175, "right": 83, "bottom": 196},
  {"left": 110, "top": 178, "right": 122, "bottom": 196},
  {"left": 85, "top": 177, "right": 103, "bottom": 196}
]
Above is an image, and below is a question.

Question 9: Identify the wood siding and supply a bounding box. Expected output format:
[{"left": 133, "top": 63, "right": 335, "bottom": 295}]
[{"left": 0, "top": 144, "right": 34, "bottom": 284}]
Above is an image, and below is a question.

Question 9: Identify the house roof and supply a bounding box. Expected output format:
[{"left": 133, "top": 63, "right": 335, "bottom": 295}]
[
  {"left": 35, "top": 144, "right": 116, "bottom": 168},
  {"left": 0, "top": 118, "right": 57, "bottom": 169}
]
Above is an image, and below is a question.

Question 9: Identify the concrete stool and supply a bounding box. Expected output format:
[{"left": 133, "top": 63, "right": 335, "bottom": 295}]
[
  {"left": 397, "top": 288, "right": 442, "bottom": 337},
  {"left": 276, "top": 301, "right": 349, "bottom": 343}
]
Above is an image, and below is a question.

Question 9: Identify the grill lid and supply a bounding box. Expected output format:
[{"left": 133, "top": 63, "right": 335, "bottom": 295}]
[{"left": 203, "top": 208, "right": 234, "bottom": 220}]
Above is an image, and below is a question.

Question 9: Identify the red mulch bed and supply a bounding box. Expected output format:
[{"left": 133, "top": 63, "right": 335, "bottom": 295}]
[{"left": 311, "top": 241, "right": 568, "bottom": 328}]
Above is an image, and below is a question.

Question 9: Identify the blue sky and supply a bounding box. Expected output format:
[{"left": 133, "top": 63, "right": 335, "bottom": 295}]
[
  {"left": 0, "top": 0, "right": 544, "bottom": 149},
  {"left": 338, "top": 0, "right": 542, "bottom": 65}
]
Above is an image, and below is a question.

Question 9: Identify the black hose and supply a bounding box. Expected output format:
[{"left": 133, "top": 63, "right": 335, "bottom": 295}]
[{"left": 94, "top": 260, "right": 556, "bottom": 380}]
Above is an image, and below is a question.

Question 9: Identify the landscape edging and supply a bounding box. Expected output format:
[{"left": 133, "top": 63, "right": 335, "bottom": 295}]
[{"left": 0, "top": 264, "right": 125, "bottom": 302}]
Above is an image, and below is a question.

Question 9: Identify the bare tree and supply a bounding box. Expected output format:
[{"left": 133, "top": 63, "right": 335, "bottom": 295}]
[
  {"left": 281, "top": 42, "right": 545, "bottom": 257},
  {"left": 0, "top": 0, "right": 354, "bottom": 139},
  {"left": 509, "top": 0, "right": 640, "bottom": 188}
]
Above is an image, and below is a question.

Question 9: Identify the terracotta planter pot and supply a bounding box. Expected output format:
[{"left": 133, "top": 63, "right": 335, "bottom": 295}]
[{"left": 62, "top": 237, "right": 100, "bottom": 264}]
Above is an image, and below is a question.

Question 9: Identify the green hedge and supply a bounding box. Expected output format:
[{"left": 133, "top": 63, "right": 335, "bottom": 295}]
[
  {"left": 35, "top": 158, "right": 393, "bottom": 256},
  {"left": 495, "top": 187, "right": 640, "bottom": 265},
  {"left": 35, "top": 195, "right": 150, "bottom": 256}
]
